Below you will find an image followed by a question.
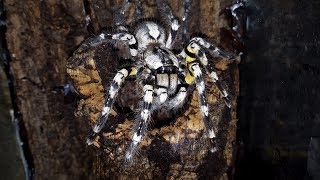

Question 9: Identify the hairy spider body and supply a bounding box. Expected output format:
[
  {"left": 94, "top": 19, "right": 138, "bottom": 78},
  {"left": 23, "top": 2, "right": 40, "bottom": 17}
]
[{"left": 77, "top": 0, "right": 237, "bottom": 162}]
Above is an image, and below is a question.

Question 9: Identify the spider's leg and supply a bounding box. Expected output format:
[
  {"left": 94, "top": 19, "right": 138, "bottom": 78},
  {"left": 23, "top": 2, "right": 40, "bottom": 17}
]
[
  {"left": 189, "top": 62, "right": 217, "bottom": 152},
  {"left": 86, "top": 68, "right": 131, "bottom": 145},
  {"left": 184, "top": 41, "right": 233, "bottom": 107},
  {"left": 156, "top": 86, "right": 168, "bottom": 104},
  {"left": 190, "top": 37, "right": 236, "bottom": 60},
  {"left": 115, "top": 0, "right": 144, "bottom": 29},
  {"left": 125, "top": 84, "right": 154, "bottom": 162},
  {"left": 87, "top": 31, "right": 138, "bottom": 57},
  {"left": 182, "top": 0, "right": 190, "bottom": 47},
  {"left": 156, "top": 0, "right": 180, "bottom": 49}
]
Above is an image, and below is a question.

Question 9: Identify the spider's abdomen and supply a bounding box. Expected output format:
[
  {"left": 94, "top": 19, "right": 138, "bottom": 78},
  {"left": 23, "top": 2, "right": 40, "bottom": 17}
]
[{"left": 134, "top": 21, "right": 166, "bottom": 49}]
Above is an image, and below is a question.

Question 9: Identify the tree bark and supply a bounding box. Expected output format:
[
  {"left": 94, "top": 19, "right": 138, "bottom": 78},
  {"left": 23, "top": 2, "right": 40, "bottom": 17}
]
[{"left": 4, "top": 0, "right": 240, "bottom": 179}]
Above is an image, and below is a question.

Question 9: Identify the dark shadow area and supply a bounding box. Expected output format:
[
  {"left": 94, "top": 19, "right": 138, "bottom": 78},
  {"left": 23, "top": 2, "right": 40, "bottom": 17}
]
[{"left": 236, "top": 0, "right": 320, "bottom": 179}]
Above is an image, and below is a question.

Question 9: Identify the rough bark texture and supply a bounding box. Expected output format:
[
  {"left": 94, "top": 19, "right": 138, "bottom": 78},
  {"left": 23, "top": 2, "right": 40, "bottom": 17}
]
[
  {"left": 4, "top": 0, "right": 92, "bottom": 179},
  {"left": 4, "top": 0, "right": 240, "bottom": 179}
]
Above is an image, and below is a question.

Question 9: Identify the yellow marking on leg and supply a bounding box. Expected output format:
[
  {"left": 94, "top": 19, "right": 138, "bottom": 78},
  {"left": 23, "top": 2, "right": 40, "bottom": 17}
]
[
  {"left": 129, "top": 68, "right": 138, "bottom": 76},
  {"left": 185, "top": 71, "right": 195, "bottom": 84},
  {"left": 185, "top": 63, "right": 195, "bottom": 84},
  {"left": 186, "top": 56, "right": 196, "bottom": 63},
  {"left": 187, "top": 46, "right": 196, "bottom": 54},
  {"left": 186, "top": 46, "right": 197, "bottom": 63}
]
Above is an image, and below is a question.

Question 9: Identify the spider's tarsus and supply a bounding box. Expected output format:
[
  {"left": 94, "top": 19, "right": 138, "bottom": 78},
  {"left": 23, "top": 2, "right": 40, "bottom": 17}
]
[
  {"left": 93, "top": 124, "right": 101, "bottom": 133},
  {"left": 224, "top": 97, "right": 232, "bottom": 108},
  {"left": 86, "top": 131, "right": 96, "bottom": 145},
  {"left": 86, "top": 138, "right": 94, "bottom": 145},
  {"left": 209, "top": 137, "right": 218, "bottom": 153},
  {"left": 210, "top": 146, "right": 218, "bottom": 153}
]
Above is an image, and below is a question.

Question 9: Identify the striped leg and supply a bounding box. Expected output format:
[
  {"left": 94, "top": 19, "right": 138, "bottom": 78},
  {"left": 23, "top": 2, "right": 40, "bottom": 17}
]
[
  {"left": 190, "top": 37, "right": 236, "bottom": 60},
  {"left": 190, "top": 63, "right": 217, "bottom": 152},
  {"left": 87, "top": 32, "right": 138, "bottom": 57},
  {"left": 86, "top": 68, "right": 129, "bottom": 145},
  {"left": 156, "top": 0, "right": 180, "bottom": 49},
  {"left": 125, "top": 84, "right": 154, "bottom": 162},
  {"left": 184, "top": 41, "right": 232, "bottom": 107}
]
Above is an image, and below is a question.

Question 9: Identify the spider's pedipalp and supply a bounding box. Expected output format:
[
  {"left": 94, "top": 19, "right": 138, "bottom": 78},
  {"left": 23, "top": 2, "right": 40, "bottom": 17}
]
[
  {"left": 156, "top": 87, "right": 168, "bottom": 104},
  {"left": 190, "top": 63, "right": 217, "bottom": 152},
  {"left": 168, "top": 84, "right": 188, "bottom": 109},
  {"left": 125, "top": 84, "right": 154, "bottom": 162}
]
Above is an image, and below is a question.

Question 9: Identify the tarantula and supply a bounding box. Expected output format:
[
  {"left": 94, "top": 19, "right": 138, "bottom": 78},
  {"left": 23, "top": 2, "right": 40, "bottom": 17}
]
[{"left": 79, "top": 0, "right": 238, "bottom": 162}]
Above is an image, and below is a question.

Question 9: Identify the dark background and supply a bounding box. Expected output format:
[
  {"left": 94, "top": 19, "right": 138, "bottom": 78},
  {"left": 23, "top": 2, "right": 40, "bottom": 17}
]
[
  {"left": 1, "top": 0, "right": 320, "bottom": 179},
  {"left": 236, "top": 0, "right": 320, "bottom": 179}
]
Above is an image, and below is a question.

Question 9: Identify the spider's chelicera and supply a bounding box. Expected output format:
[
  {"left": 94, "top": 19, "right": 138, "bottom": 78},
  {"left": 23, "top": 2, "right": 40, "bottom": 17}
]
[{"left": 83, "top": 0, "right": 237, "bottom": 162}]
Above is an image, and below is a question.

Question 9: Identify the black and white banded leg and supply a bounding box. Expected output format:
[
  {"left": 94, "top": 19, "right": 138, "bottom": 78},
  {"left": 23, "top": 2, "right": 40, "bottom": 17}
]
[
  {"left": 190, "top": 37, "right": 236, "bottom": 60},
  {"left": 88, "top": 31, "right": 138, "bottom": 57},
  {"left": 190, "top": 63, "right": 217, "bottom": 152},
  {"left": 187, "top": 41, "right": 233, "bottom": 107},
  {"left": 87, "top": 68, "right": 129, "bottom": 145},
  {"left": 125, "top": 84, "right": 154, "bottom": 162},
  {"left": 156, "top": 0, "right": 180, "bottom": 49}
]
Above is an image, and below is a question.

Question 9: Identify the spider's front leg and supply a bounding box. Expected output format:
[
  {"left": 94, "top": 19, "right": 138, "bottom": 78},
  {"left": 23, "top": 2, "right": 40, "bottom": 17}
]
[
  {"left": 125, "top": 84, "right": 154, "bottom": 162},
  {"left": 86, "top": 68, "right": 134, "bottom": 145},
  {"left": 183, "top": 38, "right": 238, "bottom": 107},
  {"left": 190, "top": 37, "right": 237, "bottom": 60},
  {"left": 189, "top": 62, "right": 217, "bottom": 152}
]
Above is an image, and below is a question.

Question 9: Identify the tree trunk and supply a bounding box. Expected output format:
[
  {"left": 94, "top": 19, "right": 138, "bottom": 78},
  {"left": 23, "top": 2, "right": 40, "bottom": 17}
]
[{"left": 4, "top": 0, "right": 240, "bottom": 179}]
